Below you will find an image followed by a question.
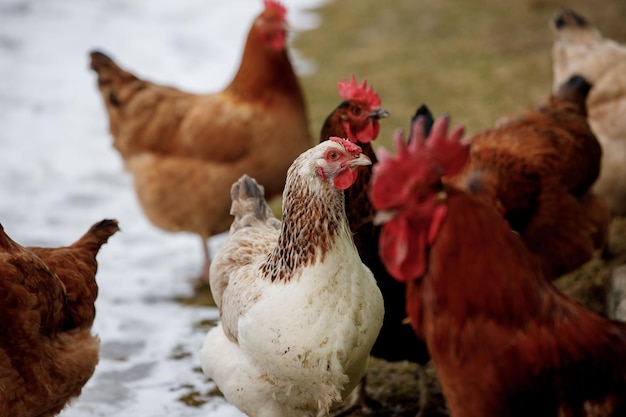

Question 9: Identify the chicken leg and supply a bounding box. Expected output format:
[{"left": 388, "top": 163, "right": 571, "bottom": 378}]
[{"left": 199, "top": 236, "right": 211, "bottom": 284}]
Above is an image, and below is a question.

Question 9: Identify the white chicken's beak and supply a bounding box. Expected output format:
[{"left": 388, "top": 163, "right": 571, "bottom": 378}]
[
  {"left": 373, "top": 209, "right": 397, "bottom": 225},
  {"left": 349, "top": 153, "right": 372, "bottom": 168}
]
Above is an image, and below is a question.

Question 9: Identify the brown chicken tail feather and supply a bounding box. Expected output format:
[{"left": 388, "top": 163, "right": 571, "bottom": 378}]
[
  {"left": 88, "top": 50, "right": 138, "bottom": 89},
  {"left": 0, "top": 224, "right": 17, "bottom": 249},
  {"left": 229, "top": 175, "right": 275, "bottom": 228},
  {"left": 89, "top": 50, "right": 125, "bottom": 73},
  {"left": 89, "top": 50, "right": 115, "bottom": 65},
  {"left": 72, "top": 219, "right": 120, "bottom": 254}
]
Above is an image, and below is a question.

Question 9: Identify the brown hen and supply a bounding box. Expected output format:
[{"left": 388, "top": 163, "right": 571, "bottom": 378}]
[
  {"left": 0, "top": 219, "right": 119, "bottom": 417},
  {"left": 451, "top": 75, "right": 608, "bottom": 279},
  {"left": 89, "top": 0, "right": 312, "bottom": 283}
]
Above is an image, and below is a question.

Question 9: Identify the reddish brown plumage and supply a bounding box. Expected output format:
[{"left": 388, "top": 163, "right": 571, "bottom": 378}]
[
  {"left": 450, "top": 75, "right": 608, "bottom": 279},
  {"left": 89, "top": 1, "right": 312, "bottom": 282},
  {"left": 0, "top": 219, "right": 118, "bottom": 417},
  {"left": 412, "top": 188, "right": 626, "bottom": 417},
  {"left": 371, "top": 116, "right": 626, "bottom": 417}
]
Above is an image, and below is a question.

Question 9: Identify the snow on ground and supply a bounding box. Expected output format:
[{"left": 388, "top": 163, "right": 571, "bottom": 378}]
[{"left": 0, "top": 0, "right": 325, "bottom": 415}]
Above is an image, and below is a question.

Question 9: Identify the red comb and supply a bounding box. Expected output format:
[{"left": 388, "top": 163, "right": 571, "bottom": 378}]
[
  {"left": 415, "top": 115, "right": 468, "bottom": 176},
  {"left": 337, "top": 75, "right": 381, "bottom": 107},
  {"left": 264, "top": 0, "right": 287, "bottom": 19},
  {"left": 377, "top": 115, "right": 468, "bottom": 180},
  {"left": 330, "top": 136, "right": 363, "bottom": 156}
]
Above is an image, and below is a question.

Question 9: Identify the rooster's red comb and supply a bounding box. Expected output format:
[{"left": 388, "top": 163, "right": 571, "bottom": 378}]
[
  {"left": 264, "top": 0, "right": 287, "bottom": 19},
  {"left": 330, "top": 136, "right": 363, "bottom": 157},
  {"left": 337, "top": 75, "right": 381, "bottom": 108},
  {"left": 376, "top": 115, "right": 468, "bottom": 184}
]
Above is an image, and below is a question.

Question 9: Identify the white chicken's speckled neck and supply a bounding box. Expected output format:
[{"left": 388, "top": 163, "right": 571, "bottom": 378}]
[{"left": 261, "top": 150, "right": 348, "bottom": 283}]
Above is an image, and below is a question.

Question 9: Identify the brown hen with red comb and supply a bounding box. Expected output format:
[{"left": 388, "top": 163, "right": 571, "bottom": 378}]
[{"left": 89, "top": 0, "right": 312, "bottom": 285}]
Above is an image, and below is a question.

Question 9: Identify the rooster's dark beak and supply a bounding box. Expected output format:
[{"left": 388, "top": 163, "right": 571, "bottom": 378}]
[{"left": 369, "top": 108, "right": 389, "bottom": 120}]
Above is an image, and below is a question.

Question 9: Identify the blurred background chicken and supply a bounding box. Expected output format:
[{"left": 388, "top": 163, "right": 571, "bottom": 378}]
[
  {"left": 89, "top": 0, "right": 312, "bottom": 284},
  {"left": 0, "top": 219, "right": 119, "bottom": 417},
  {"left": 371, "top": 115, "right": 626, "bottom": 417},
  {"left": 201, "top": 139, "right": 383, "bottom": 417},
  {"left": 551, "top": 9, "right": 626, "bottom": 216},
  {"left": 450, "top": 75, "right": 608, "bottom": 280}
]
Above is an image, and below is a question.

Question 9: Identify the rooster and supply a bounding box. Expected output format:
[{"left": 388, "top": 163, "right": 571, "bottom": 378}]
[
  {"left": 320, "top": 76, "right": 429, "bottom": 363},
  {"left": 0, "top": 219, "right": 119, "bottom": 417},
  {"left": 551, "top": 8, "right": 626, "bottom": 215},
  {"left": 89, "top": 0, "right": 312, "bottom": 283},
  {"left": 319, "top": 76, "right": 388, "bottom": 269},
  {"left": 319, "top": 79, "right": 431, "bottom": 413},
  {"left": 200, "top": 138, "right": 384, "bottom": 417},
  {"left": 450, "top": 75, "right": 608, "bottom": 280},
  {"left": 370, "top": 115, "right": 626, "bottom": 417}
]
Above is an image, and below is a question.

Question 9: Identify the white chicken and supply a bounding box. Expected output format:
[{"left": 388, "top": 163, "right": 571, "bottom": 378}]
[
  {"left": 200, "top": 138, "right": 384, "bottom": 417},
  {"left": 551, "top": 9, "right": 626, "bottom": 215}
]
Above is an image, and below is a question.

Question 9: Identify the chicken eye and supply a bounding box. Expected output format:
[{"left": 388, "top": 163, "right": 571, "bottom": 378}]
[
  {"left": 327, "top": 151, "right": 339, "bottom": 161},
  {"left": 351, "top": 106, "right": 362, "bottom": 116}
]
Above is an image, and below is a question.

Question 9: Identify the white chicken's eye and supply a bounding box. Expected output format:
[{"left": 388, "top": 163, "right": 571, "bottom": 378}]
[{"left": 327, "top": 151, "right": 339, "bottom": 161}]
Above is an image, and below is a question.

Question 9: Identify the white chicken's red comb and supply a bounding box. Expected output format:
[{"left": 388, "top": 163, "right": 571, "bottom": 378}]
[
  {"left": 264, "top": 0, "right": 286, "bottom": 19},
  {"left": 329, "top": 136, "right": 363, "bottom": 157},
  {"left": 337, "top": 75, "right": 381, "bottom": 107}
]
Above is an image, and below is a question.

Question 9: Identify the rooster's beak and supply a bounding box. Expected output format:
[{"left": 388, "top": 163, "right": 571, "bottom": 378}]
[
  {"left": 349, "top": 153, "right": 372, "bottom": 168},
  {"left": 369, "top": 108, "right": 389, "bottom": 120}
]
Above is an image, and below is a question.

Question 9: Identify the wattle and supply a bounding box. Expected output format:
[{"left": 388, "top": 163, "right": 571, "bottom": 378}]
[
  {"left": 379, "top": 217, "right": 427, "bottom": 283},
  {"left": 355, "top": 122, "right": 380, "bottom": 144},
  {"left": 333, "top": 168, "right": 359, "bottom": 190}
]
